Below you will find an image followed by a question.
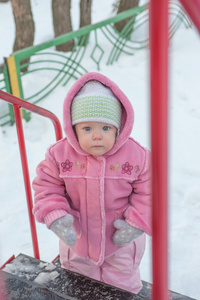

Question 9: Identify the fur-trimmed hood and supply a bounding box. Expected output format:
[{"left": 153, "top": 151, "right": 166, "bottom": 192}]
[{"left": 63, "top": 72, "right": 134, "bottom": 156}]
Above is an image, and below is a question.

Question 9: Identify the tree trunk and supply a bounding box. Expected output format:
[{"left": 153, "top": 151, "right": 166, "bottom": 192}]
[
  {"left": 11, "top": 0, "right": 35, "bottom": 72},
  {"left": 79, "top": 0, "right": 92, "bottom": 46},
  {"left": 52, "top": 0, "right": 74, "bottom": 52},
  {"left": 114, "top": 0, "right": 139, "bottom": 33},
  {"left": 80, "top": 0, "right": 92, "bottom": 28},
  {"left": 0, "top": 0, "right": 9, "bottom": 2}
]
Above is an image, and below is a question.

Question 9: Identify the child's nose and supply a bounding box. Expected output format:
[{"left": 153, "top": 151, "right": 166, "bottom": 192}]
[{"left": 93, "top": 130, "right": 102, "bottom": 140}]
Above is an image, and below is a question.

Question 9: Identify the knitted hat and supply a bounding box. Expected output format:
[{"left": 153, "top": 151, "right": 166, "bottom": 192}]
[{"left": 71, "top": 80, "right": 122, "bottom": 129}]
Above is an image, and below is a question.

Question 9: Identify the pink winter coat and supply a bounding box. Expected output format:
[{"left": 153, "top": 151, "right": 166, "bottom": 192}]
[{"left": 33, "top": 72, "right": 151, "bottom": 266}]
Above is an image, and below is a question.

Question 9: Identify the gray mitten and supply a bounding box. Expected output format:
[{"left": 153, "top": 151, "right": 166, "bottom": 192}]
[
  {"left": 50, "top": 214, "right": 77, "bottom": 246},
  {"left": 113, "top": 219, "right": 144, "bottom": 246}
]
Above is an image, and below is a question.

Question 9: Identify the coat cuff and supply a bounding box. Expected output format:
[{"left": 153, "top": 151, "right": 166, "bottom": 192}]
[
  {"left": 124, "top": 207, "right": 152, "bottom": 235},
  {"left": 44, "top": 210, "right": 67, "bottom": 228}
]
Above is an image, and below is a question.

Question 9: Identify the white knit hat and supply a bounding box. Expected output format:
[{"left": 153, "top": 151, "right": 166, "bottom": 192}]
[{"left": 71, "top": 80, "right": 122, "bottom": 129}]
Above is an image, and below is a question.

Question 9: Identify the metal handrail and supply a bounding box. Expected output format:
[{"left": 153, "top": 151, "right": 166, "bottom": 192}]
[
  {"left": 150, "top": 0, "right": 169, "bottom": 298},
  {"left": 179, "top": 0, "right": 200, "bottom": 33},
  {"left": 150, "top": 0, "right": 200, "bottom": 299},
  {"left": 0, "top": 90, "right": 63, "bottom": 259}
]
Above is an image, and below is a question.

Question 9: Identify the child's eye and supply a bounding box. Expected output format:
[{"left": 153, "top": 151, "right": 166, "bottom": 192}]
[
  {"left": 103, "top": 126, "right": 110, "bottom": 131},
  {"left": 84, "top": 127, "right": 91, "bottom": 131}
]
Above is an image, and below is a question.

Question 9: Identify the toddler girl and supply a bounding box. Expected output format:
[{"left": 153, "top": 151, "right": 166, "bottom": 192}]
[{"left": 33, "top": 72, "right": 151, "bottom": 294}]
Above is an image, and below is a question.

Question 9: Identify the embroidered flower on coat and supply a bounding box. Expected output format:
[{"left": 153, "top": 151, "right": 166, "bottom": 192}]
[
  {"left": 109, "top": 165, "right": 115, "bottom": 171},
  {"left": 121, "top": 162, "right": 133, "bottom": 175},
  {"left": 61, "top": 159, "right": 74, "bottom": 172},
  {"left": 81, "top": 163, "right": 86, "bottom": 169}
]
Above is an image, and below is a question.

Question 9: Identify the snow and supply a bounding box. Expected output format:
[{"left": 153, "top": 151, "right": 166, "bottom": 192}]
[
  {"left": 3, "top": 257, "right": 38, "bottom": 279},
  {"left": 0, "top": 0, "right": 200, "bottom": 299},
  {"left": 3, "top": 254, "right": 59, "bottom": 284},
  {"left": 34, "top": 271, "right": 59, "bottom": 285}
]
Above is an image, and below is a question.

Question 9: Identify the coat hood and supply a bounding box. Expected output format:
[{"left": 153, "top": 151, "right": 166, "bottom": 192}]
[{"left": 63, "top": 72, "right": 134, "bottom": 156}]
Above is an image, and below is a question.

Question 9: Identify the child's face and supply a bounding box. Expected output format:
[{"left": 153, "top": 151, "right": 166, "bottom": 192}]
[{"left": 74, "top": 122, "right": 118, "bottom": 156}]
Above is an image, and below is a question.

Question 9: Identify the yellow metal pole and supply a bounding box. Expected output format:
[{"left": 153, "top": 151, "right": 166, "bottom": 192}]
[{"left": 6, "top": 55, "right": 24, "bottom": 118}]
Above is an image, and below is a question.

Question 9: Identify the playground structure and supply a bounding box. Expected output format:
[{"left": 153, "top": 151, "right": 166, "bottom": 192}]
[
  {"left": 0, "top": 2, "right": 191, "bottom": 126},
  {"left": 0, "top": 0, "right": 200, "bottom": 299}
]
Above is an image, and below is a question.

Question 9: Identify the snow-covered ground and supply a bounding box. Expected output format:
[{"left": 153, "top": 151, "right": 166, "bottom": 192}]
[{"left": 0, "top": 1, "right": 200, "bottom": 299}]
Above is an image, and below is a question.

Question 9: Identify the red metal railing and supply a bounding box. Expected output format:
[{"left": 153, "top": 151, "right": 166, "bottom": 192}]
[
  {"left": 179, "top": 0, "right": 200, "bottom": 33},
  {"left": 0, "top": 90, "right": 63, "bottom": 260},
  {"left": 150, "top": 0, "right": 169, "bottom": 299},
  {"left": 150, "top": 0, "right": 200, "bottom": 299},
  {"left": 0, "top": 256, "right": 15, "bottom": 271}
]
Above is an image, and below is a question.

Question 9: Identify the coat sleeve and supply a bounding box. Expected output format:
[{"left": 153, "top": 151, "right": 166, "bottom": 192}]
[
  {"left": 124, "top": 149, "right": 152, "bottom": 235},
  {"left": 32, "top": 147, "right": 70, "bottom": 228}
]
